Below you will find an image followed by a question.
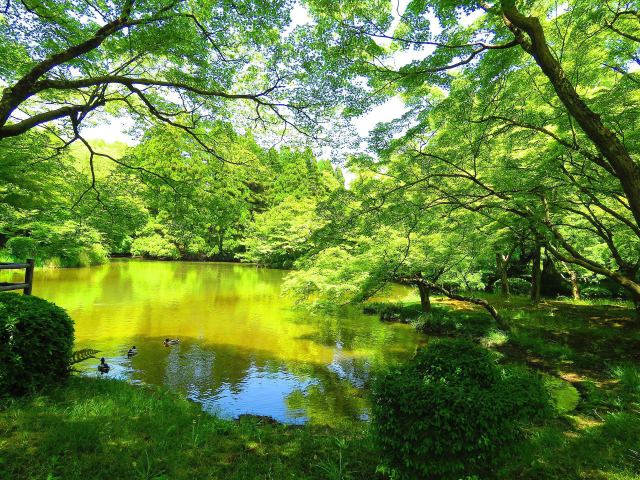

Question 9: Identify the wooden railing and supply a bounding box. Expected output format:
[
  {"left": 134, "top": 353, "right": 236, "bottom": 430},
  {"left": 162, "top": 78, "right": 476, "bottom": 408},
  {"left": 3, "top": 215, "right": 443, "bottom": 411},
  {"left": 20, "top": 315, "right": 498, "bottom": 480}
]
[{"left": 0, "top": 259, "right": 35, "bottom": 295}]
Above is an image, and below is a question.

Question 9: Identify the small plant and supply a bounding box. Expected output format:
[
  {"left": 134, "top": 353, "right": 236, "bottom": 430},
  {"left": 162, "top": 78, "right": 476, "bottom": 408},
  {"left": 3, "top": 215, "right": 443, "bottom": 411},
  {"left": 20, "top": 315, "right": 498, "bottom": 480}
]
[
  {"left": 372, "top": 339, "right": 553, "bottom": 479},
  {"left": 611, "top": 364, "right": 640, "bottom": 406},
  {"left": 0, "top": 293, "right": 74, "bottom": 396},
  {"left": 480, "top": 329, "right": 509, "bottom": 348},
  {"left": 317, "top": 438, "right": 351, "bottom": 480},
  {"left": 581, "top": 285, "right": 614, "bottom": 299}
]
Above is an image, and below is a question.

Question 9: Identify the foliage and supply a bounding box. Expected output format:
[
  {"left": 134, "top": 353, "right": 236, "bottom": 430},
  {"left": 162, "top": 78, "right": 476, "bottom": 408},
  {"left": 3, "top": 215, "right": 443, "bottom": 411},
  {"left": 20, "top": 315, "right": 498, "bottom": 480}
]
[
  {"left": 541, "top": 375, "right": 581, "bottom": 414},
  {"left": 5, "top": 236, "right": 37, "bottom": 260},
  {"left": 372, "top": 339, "right": 553, "bottom": 479},
  {"left": 285, "top": 217, "right": 491, "bottom": 312},
  {"left": 299, "top": 0, "right": 640, "bottom": 308},
  {"left": 242, "top": 197, "right": 326, "bottom": 268},
  {"left": 0, "top": 294, "right": 74, "bottom": 396},
  {"left": 416, "top": 308, "right": 492, "bottom": 337},
  {"left": 130, "top": 233, "right": 180, "bottom": 260},
  {"left": 0, "top": 132, "right": 140, "bottom": 267},
  {"left": 493, "top": 277, "right": 531, "bottom": 296},
  {"left": 0, "top": 124, "right": 345, "bottom": 266},
  {"left": 0, "top": 0, "right": 344, "bottom": 142},
  {"left": 581, "top": 285, "right": 615, "bottom": 299},
  {"left": 611, "top": 364, "right": 640, "bottom": 406}
]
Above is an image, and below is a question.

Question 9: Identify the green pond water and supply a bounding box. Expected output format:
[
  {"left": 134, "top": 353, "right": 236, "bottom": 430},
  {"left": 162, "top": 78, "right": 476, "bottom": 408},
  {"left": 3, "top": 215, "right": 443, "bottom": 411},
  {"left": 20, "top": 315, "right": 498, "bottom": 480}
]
[{"left": 6, "top": 260, "right": 424, "bottom": 424}]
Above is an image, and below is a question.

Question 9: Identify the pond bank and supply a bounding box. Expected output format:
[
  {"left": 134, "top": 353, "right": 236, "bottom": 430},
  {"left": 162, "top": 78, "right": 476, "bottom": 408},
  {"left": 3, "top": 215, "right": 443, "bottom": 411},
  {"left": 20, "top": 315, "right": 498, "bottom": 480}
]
[{"left": 0, "top": 377, "right": 376, "bottom": 480}]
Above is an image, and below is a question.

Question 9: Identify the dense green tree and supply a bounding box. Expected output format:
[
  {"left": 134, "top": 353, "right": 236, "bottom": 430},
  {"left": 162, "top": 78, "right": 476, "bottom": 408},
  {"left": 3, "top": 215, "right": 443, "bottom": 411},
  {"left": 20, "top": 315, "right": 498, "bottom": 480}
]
[
  {"left": 300, "top": 0, "right": 640, "bottom": 313},
  {"left": 0, "top": 0, "right": 339, "bottom": 145},
  {"left": 0, "top": 131, "right": 146, "bottom": 266}
]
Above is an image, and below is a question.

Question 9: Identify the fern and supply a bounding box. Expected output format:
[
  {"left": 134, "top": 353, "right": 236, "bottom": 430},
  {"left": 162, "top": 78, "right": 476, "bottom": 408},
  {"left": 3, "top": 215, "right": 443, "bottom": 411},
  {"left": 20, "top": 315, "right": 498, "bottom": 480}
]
[{"left": 69, "top": 349, "right": 100, "bottom": 365}]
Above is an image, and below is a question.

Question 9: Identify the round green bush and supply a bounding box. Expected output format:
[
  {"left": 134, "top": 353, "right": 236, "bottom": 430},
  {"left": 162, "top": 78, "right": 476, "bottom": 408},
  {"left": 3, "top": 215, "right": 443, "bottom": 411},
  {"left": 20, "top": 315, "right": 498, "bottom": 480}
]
[
  {"left": 0, "top": 293, "right": 74, "bottom": 396},
  {"left": 417, "top": 309, "right": 492, "bottom": 337},
  {"left": 131, "top": 234, "right": 180, "bottom": 259},
  {"left": 581, "top": 285, "right": 613, "bottom": 299},
  {"left": 372, "top": 339, "right": 552, "bottom": 479},
  {"left": 6, "top": 236, "right": 38, "bottom": 260}
]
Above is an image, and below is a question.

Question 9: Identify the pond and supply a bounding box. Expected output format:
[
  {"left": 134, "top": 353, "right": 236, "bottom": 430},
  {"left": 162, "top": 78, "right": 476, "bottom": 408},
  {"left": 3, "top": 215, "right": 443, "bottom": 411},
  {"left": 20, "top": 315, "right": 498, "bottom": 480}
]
[{"left": 16, "top": 260, "right": 424, "bottom": 424}]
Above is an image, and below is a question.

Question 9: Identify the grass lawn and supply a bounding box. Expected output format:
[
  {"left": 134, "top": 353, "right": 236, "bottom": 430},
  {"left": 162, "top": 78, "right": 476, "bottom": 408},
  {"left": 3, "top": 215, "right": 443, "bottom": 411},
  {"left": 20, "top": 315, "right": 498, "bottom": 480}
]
[
  {"left": 1, "top": 294, "right": 639, "bottom": 479},
  {"left": 0, "top": 378, "right": 375, "bottom": 480}
]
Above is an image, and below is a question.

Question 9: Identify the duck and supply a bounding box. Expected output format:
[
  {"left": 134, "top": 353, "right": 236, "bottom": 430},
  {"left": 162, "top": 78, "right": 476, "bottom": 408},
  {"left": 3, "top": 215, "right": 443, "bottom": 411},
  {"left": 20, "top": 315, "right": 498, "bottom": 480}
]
[
  {"left": 98, "top": 357, "right": 110, "bottom": 374},
  {"left": 127, "top": 346, "right": 138, "bottom": 357},
  {"left": 163, "top": 338, "right": 180, "bottom": 346}
]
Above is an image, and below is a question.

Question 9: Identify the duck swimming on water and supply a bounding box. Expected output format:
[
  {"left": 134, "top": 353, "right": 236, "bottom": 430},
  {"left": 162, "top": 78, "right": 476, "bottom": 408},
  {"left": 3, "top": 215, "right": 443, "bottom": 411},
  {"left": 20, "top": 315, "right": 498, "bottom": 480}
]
[
  {"left": 127, "top": 346, "right": 138, "bottom": 357},
  {"left": 163, "top": 338, "right": 180, "bottom": 346},
  {"left": 98, "top": 358, "right": 110, "bottom": 374}
]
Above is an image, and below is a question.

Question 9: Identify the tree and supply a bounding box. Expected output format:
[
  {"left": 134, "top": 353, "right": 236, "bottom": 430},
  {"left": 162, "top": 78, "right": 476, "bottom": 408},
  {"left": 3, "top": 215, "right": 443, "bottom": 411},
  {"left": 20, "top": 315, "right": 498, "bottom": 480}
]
[
  {"left": 0, "top": 130, "right": 146, "bottom": 265},
  {"left": 0, "top": 0, "right": 326, "bottom": 145},
  {"left": 242, "top": 197, "right": 326, "bottom": 268},
  {"left": 284, "top": 179, "right": 508, "bottom": 328},
  {"left": 303, "top": 0, "right": 640, "bottom": 313}
]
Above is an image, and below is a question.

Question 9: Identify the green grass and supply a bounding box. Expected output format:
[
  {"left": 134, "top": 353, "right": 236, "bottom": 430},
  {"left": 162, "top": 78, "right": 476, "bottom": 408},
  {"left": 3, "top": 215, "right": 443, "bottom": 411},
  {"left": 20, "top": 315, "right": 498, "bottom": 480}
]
[
  {"left": 0, "top": 378, "right": 376, "bottom": 480},
  {"left": 498, "top": 412, "right": 640, "bottom": 480}
]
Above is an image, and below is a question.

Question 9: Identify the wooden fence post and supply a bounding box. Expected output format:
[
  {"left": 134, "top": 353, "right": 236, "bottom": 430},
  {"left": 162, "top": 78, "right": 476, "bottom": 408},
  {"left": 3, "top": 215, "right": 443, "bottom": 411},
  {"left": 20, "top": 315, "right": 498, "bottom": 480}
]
[{"left": 24, "top": 258, "right": 34, "bottom": 295}]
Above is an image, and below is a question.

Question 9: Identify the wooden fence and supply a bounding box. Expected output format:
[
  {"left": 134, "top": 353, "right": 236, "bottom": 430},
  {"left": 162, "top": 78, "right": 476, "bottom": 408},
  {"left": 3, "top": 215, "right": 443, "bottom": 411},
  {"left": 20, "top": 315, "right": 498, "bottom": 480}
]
[{"left": 0, "top": 259, "right": 35, "bottom": 295}]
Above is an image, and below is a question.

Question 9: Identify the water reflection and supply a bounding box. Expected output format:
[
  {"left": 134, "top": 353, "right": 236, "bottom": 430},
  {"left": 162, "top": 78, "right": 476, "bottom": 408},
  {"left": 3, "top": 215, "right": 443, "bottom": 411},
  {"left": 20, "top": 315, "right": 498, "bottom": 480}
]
[{"left": 7, "top": 260, "right": 423, "bottom": 424}]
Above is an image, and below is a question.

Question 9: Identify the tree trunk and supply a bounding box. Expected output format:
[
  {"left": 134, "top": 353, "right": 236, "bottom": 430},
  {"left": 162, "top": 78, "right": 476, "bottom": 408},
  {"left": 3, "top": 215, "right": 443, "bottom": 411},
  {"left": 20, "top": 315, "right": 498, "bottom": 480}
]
[
  {"left": 417, "top": 282, "right": 431, "bottom": 313},
  {"left": 496, "top": 253, "right": 510, "bottom": 296},
  {"left": 217, "top": 227, "right": 225, "bottom": 257},
  {"left": 501, "top": 1, "right": 640, "bottom": 231},
  {"left": 530, "top": 245, "right": 542, "bottom": 303},
  {"left": 570, "top": 270, "right": 580, "bottom": 300}
]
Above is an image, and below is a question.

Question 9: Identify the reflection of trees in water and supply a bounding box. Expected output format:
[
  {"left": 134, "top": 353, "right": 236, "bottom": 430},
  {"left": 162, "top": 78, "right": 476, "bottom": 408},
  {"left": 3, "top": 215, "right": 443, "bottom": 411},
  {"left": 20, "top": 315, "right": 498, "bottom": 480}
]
[
  {"left": 126, "top": 338, "right": 384, "bottom": 425},
  {"left": 133, "top": 341, "right": 253, "bottom": 395},
  {"left": 285, "top": 360, "right": 370, "bottom": 426},
  {"left": 294, "top": 307, "right": 420, "bottom": 363}
]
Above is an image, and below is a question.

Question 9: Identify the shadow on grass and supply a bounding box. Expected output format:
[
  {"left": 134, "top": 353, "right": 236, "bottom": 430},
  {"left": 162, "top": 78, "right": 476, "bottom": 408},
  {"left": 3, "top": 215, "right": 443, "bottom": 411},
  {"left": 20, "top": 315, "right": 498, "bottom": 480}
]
[
  {"left": 0, "top": 377, "right": 377, "bottom": 480},
  {"left": 500, "top": 411, "right": 640, "bottom": 480}
]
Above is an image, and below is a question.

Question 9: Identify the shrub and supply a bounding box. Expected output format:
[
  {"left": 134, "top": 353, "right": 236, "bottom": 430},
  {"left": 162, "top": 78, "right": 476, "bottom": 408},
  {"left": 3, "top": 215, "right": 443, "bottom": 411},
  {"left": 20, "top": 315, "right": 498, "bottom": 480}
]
[
  {"left": 581, "top": 285, "right": 613, "bottom": 299},
  {"left": 131, "top": 234, "right": 180, "bottom": 259},
  {"left": 417, "top": 309, "right": 492, "bottom": 337},
  {"left": 363, "top": 302, "right": 424, "bottom": 323},
  {"left": 541, "top": 375, "right": 580, "bottom": 414},
  {"left": 60, "top": 244, "right": 109, "bottom": 267},
  {"left": 499, "top": 368, "right": 557, "bottom": 420},
  {"left": 5, "top": 224, "right": 109, "bottom": 267},
  {"left": 87, "top": 243, "right": 108, "bottom": 266},
  {"left": 372, "top": 339, "right": 552, "bottom": 479},
  {"left": 0, "top": 293, "right": 74, "bottom": 396},
  {"left": 6, "top": 236, "right": 37, "bottom": 260}
]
